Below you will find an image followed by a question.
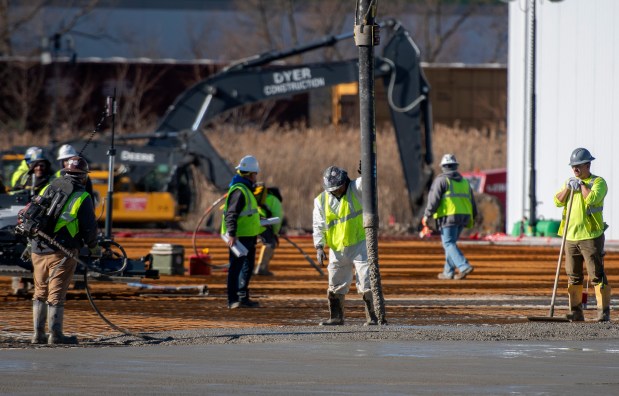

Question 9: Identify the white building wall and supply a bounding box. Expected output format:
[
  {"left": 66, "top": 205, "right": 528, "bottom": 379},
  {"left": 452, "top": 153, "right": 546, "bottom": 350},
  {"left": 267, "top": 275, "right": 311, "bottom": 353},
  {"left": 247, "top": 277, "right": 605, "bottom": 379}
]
[{"left": 508, "top": 0, "right": 619, "bottom": 239}]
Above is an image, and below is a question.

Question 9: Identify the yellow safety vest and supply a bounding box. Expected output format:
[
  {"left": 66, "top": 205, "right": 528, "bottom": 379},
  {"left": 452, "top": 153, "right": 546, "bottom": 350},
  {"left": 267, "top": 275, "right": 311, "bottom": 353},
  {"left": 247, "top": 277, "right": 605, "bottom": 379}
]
[
  {"left": 433, "top": 178, "right": 474, "bottom": 228},
  {"left": 319, "top": 187, "right": 365, "bottom": 251},
  {"left": 39, "top": 184, "right": 89, "bottom": 237},
  {"left": 221, "top": 183, "right": 261, "bottom": 237},
  {"left": 258, "top": 193, "right": 284, "bottom": 234},
  {"left": 556, "top": 175, "right": 606, "bottom": 240}
]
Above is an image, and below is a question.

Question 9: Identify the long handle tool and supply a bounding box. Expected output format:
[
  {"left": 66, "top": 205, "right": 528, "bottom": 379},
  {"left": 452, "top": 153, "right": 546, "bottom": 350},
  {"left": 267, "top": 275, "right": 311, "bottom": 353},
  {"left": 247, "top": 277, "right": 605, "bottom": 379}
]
[{"left": 528, "top": 188, "right": 574, "bottom": 322}]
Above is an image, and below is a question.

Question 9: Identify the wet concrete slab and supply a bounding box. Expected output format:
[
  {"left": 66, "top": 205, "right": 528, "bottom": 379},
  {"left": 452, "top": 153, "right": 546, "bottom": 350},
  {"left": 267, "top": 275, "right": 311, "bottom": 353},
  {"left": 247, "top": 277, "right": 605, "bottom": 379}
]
[{"left": 2, "top": 339, "right": 619, "bottom": 394}]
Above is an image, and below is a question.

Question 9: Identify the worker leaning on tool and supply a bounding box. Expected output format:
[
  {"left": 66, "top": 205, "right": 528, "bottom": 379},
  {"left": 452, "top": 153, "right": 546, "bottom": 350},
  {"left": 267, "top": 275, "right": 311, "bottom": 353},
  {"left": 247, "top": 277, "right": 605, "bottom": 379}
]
[
  {"left": 312, "top": 165, "right": 377, "bottom": 326},
  {"left": 554, "top": 147, "right": 611, "bottom": 322},
  {"left": 221, "top": 155, "right": 262, "bottom": 309},
  {"left": 30, "top": 156, "right": 99, "bottom": 344}
]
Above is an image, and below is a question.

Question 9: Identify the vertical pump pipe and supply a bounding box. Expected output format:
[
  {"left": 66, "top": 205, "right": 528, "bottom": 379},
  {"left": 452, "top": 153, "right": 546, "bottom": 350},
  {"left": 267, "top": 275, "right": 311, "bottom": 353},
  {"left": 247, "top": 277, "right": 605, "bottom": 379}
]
[
  {"left": 355, "top": 0, "right": 386, "bottom": 325},
  {"left": 104, "top": 94, "right": 117, "bottom": 239},
  {"left": 527, "top": 0, "right": 538, "bottom": 232}
]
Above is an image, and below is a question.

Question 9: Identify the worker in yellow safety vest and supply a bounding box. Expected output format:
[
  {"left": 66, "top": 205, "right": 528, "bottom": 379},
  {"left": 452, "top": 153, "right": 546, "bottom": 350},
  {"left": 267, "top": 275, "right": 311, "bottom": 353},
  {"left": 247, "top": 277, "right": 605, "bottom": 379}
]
[
  {"left": 554, "top": 147, "right": 611, "bottom": 322},
  {"left": 221, "top": 155, "right": 262, "bottom": 309},
  {"left": 253, "top": 185, "right": 284, "bottom": 276},
  {"left": 29, "top": 156, "right": 99, "bottom": 345},
  {"left": 312, "top": 165, "right": 376, "bottom": 326},
  {"left": 423, "top": 153, "right": 477, "bottom": 280}
]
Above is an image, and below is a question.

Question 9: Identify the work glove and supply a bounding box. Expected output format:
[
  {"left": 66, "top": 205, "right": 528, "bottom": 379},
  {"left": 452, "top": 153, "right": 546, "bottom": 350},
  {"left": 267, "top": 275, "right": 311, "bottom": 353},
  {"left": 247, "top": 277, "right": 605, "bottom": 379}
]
[
  {"left": 568, "top": 177, "right": 581, "bottom": 190},
  {"left": 89, "top": 244, "right": 102, "bottom": 257},
  {"left": 316, "top": 246, "right": 327, "bottom": 267}
]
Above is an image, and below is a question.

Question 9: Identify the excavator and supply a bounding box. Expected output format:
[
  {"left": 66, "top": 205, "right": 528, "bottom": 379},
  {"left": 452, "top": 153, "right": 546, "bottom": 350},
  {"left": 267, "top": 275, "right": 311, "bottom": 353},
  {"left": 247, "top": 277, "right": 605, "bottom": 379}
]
[
  {"left": 28, "top": 18, "right": 433, "bottom": 230},
  {"left": 0, "top": 19, "right": 434, "bottom": 277}
]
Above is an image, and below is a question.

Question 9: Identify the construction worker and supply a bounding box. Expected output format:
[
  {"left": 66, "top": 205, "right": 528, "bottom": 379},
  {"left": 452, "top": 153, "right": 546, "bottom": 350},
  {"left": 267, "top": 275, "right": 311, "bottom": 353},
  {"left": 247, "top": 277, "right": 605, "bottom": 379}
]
[
  {"left": 313, "top": 165, "right": 376, "bottom": 326},
  {"left": 254, "top": 185, "right": 284, "bottom": 276},
  {"left": 423, "top": 153, "right": 476, "bottom": 280},
  {"left": 221, "top": 155, "right": 262, "bottom": 309},
  {"left": 29, "top": 156, "right": 99, "bottom": 344},
  {"left": 55, "top": 144, "right": 94, "bottom": 197},
  {"left": 555, "top": 148, "right": 611, "bottom": 322},
  {"left": 11, "top": 149, "right": 53, "bottom": 197},
  {"left": 10, "top": 146, "right": 41, "bottom": 189}
]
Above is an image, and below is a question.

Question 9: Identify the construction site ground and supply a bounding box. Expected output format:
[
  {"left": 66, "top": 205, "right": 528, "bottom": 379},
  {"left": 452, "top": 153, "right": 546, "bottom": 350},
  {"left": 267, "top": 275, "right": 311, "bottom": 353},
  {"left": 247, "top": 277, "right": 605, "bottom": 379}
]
[{"left": 2, "top": 233, "right": 619, "bottom": 349}]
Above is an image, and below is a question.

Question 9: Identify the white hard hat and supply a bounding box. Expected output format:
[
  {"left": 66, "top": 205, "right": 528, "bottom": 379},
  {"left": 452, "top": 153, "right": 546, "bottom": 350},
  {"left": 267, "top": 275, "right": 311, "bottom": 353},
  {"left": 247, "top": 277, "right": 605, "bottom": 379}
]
[
  {"left": 235, "top": 155, "right": 260, "bottom": 173},
  {"left": 440, "top": 153, "right": 459, "bottom": 167},
  {"left": 24, "top": 146, "right": 41, "bottom": 164},
  {"left": 57, "top": 144, "right": 78, "bottom": 160}
]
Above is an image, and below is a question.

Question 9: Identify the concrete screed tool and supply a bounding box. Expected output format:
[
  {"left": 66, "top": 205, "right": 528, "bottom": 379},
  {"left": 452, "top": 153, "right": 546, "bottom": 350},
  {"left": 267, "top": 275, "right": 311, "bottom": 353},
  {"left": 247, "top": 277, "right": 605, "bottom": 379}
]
[{"left": 528, "top": 189, "right": 574, "bottom": 322}]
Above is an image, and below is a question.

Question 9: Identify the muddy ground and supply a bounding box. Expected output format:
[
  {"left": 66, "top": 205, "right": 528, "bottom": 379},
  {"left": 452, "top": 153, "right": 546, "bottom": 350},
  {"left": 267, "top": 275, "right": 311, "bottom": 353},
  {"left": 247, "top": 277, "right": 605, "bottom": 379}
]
[{"left": 1, "top": 235, "right": 618, "bottom": 348}]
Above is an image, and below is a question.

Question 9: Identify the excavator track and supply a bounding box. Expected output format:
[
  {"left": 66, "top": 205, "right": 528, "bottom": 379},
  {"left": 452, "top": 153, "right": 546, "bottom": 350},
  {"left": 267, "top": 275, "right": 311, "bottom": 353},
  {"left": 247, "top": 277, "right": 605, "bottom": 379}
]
[{"left": 1, "top": 235, "right": 617, "bottom": 340}]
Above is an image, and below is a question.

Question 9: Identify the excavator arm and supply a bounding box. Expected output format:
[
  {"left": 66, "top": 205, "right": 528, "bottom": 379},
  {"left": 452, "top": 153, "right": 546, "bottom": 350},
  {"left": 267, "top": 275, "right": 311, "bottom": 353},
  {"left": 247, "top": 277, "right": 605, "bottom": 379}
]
[{"left": 152, "top": 19, "right": 433, "bottom": 220}]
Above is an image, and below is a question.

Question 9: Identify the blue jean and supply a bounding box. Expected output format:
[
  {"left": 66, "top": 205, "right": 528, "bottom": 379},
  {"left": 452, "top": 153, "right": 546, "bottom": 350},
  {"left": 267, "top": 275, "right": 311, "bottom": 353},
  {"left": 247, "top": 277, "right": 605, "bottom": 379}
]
[
  {"left": 227, "top": 236, "right": 257, "bottom": 304},
  {"left": 440, "top": 225, "right": 471, "bottom": 276}
]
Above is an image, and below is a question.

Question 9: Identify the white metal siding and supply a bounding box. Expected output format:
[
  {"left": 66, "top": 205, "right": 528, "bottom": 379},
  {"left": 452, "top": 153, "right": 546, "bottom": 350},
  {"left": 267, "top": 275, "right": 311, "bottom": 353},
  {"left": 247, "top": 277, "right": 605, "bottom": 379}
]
[{"left": 508, "top": 0, "right": 619, "bottom": 239}]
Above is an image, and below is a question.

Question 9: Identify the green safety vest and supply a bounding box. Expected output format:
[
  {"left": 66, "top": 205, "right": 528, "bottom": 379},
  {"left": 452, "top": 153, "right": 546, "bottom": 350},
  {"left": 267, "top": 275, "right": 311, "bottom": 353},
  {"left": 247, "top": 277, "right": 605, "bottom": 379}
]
[
  {"left": 258, "top": 193, "right": 284, "bottom": 234},
  {"left": 318, "top": 187, "right": 365, "bottom": 251},
  {"left": 221, "top": 183, "right": 261, "bottom": 237},
  {"left": 556, "top": 175, "right": 606, "bottom": 241},
  {"left": 11, "top": 160, "right": 29, "bottom": 187},
  {"left": 40, "top": 184, "right": 90, "bottom": 237},
  {"left": 433, "top": 178, "right": 474, "bottom": 228}
]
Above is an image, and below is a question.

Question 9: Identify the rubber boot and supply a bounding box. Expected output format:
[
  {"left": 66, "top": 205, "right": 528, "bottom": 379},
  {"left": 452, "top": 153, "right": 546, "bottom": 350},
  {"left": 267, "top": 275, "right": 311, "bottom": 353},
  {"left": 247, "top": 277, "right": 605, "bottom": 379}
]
[
  {"left": 566, "top": 284, "right": 585, "bottom": 322},
  {"left": 31, "top": 300, "right": 48, "bottom": 344},
  {"left": 595, "top": 283, "right": 612, "bottom": 322},
  {"left": 254, "top": 245, "right": 274, "bottom": 276},
  {"left": 48, "top": 304, "right": 78, "bottom": 345},
  {"left": 362, "top": 291, "right": 378, "bottom": 326},
  {"left": 319, "top": 292, "right": 344, "bottom": 326}
]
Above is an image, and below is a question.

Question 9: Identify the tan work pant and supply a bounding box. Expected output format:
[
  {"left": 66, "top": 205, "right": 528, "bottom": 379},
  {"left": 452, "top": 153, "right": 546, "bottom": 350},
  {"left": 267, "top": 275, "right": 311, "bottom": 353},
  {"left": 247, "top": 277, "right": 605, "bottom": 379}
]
[
  {"left": 32, "top": 250, "right": 78, "bottom": 305},
  {"left": 565, "top": 234, "right": 607, "bottom": 286}
]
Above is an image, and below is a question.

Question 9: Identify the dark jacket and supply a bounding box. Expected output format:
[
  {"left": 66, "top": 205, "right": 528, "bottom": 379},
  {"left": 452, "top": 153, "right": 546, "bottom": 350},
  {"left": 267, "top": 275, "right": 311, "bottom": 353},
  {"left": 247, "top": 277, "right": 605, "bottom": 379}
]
[{"left": 424, "top": 170, "right": 477, "bottom": 229}]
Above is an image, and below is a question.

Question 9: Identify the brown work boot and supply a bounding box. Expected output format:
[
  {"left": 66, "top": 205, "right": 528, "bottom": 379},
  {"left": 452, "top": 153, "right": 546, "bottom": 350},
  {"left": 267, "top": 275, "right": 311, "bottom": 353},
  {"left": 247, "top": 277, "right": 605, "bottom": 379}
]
[
  {"left": 566, "top": 284, "right": 585, "bottom": 322},
  {"left": 454, "top": 266, "right": 474, "bottom": 280},
  {"left": 595, "top": 284, "right": 612, "bottom": 322}
]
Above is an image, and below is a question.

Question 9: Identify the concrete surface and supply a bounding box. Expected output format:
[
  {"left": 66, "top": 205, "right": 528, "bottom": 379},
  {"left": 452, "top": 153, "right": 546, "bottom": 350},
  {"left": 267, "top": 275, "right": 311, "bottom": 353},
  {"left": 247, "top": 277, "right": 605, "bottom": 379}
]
[{"left": 2, "top": 336, "right": 619, "bottom": 395}]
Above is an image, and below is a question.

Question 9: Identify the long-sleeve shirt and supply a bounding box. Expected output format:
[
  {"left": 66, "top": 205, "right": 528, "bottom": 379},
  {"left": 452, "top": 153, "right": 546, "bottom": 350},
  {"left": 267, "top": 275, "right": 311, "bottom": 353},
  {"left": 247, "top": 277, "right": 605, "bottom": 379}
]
[
  {"left": 312, "top": 177, "right": 362, "bottom": 249},
  {"left": 423, "top": 170, "right": 477, "bottom": 229}
]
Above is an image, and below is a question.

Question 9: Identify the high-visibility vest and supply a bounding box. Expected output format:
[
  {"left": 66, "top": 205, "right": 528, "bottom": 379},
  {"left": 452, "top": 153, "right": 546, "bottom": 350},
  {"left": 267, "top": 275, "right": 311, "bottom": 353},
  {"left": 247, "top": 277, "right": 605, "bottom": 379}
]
[
  {"left": 10, "top": 160, "right": 29, "bottom": 187},
  {"left": 221, "top": 183, "right": 261, "bottom": 237},
  {"left": 54, "top": 192, "right": 90, "bottom": 237},
  {"left": 557, "top": 175, "right": 606, "bottom": 240},
  {"left": 433, "top": 178, "right": 474, "bottom": 228},
  {"left": 40, "top": 184, "right": 90, "bottom": 237},
  {"left": 318, "top": 187, "right": 365, "bottom": 251},
  {"left": 259, "top": 193, "right": 283, "bottom": 234}
]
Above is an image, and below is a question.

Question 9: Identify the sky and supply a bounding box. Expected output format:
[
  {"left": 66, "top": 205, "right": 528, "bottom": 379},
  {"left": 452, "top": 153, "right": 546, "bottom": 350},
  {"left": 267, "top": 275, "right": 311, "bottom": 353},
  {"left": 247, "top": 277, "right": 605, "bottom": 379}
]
[{"left": 9, "top": 2, "right": 507, "bottom": 64}]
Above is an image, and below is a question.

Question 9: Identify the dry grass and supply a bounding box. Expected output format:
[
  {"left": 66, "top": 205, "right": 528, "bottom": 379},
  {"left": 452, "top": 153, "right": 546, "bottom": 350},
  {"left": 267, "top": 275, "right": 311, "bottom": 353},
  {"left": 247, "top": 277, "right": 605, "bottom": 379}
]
[
  {"left": 208, "top": 123, "right": 506, "bottom": 233},
  {"left": 1, "top": 123, "right": 505, "bottom": 233}
]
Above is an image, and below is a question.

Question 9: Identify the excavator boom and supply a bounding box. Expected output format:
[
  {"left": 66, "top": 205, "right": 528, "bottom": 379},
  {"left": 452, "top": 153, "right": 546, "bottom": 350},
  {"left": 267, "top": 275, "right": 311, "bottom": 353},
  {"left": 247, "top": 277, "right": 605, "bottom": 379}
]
[{"left": 153, "top": 19, "right": 433, "bottom": 220}]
